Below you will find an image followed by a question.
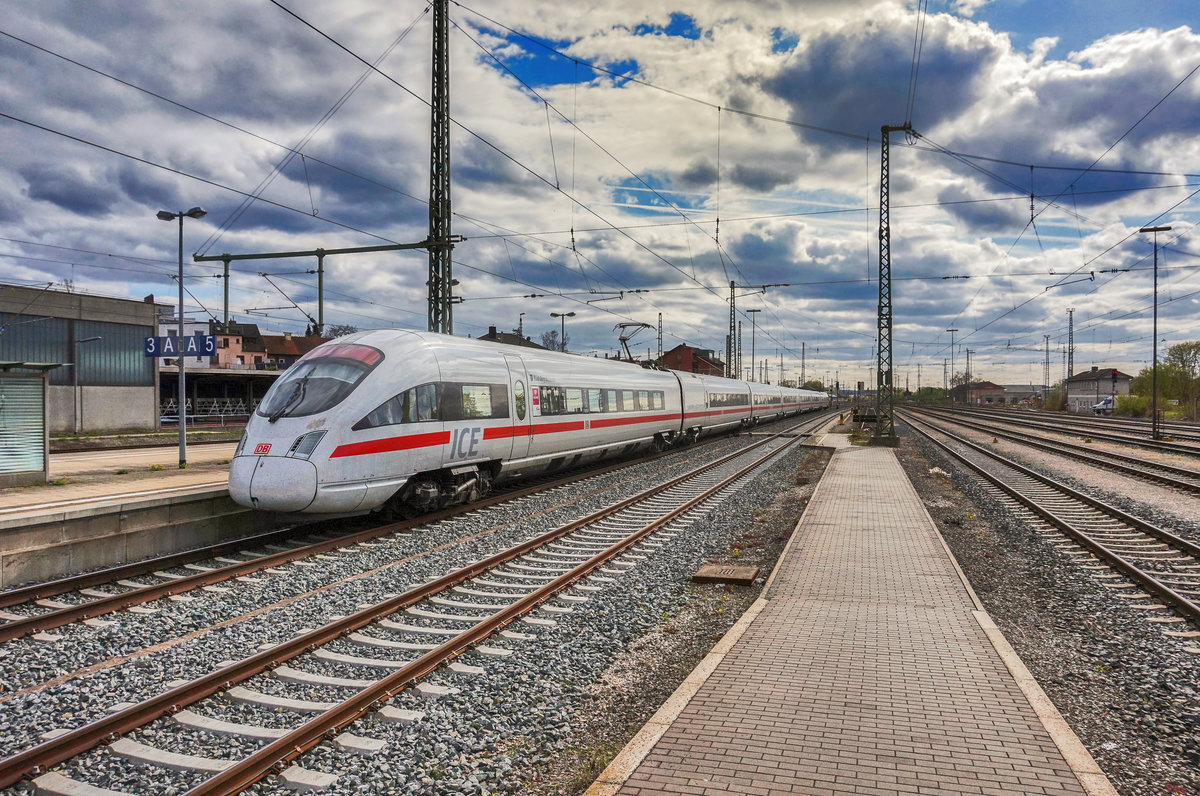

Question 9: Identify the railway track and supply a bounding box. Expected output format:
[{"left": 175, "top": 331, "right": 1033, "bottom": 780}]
[
  {"left": 905, "top": 407, "right": 1200, "bottom": 495},
  {"left": 0, "top": 414, "right": 827, "bottom": 643},
  {"left": 923, "top": 405, "right": 1200, "bottom": 458},
  {"left": 903, "top": 411, "right": 1200, "bottom": 631},
  {"left": 0, "top": 461, "right": 662, "bottom": 644},
  {"left": 0, "top": 414, "right": 827, "bottom": 794}
]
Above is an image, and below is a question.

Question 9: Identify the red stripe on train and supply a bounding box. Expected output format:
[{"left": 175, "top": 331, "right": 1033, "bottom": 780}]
[{"left": 329, "top": 431, "right": 450, "bottom": 458}]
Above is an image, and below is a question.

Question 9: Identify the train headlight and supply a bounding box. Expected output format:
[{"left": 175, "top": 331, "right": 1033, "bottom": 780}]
[{"left": 287, "top": 430, "right": 328, "bottom": 460}]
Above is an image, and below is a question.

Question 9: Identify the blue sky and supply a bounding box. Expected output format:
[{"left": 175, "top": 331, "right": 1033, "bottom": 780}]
[
  {"left": 973, "top": 0, "right": 1197, "bottom": 57},
  {"left": 1, "top": 0, "right": 1198, "bottom": 387}
]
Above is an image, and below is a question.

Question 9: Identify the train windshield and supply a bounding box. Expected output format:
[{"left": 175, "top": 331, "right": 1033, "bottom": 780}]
[{"left": 257, "top": 344, "right": 383, "bottom": 422}]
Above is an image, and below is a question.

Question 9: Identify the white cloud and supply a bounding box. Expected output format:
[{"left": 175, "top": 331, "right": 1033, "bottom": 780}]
[{"left": 0, "top": 1, "right": 1196, "bottom": 384}]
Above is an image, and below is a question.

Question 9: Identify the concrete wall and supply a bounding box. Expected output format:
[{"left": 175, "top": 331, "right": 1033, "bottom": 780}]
[
  {"left": 49, "top": 385, "right": 158, "bottom": 433},
  {"left": 0, "top": 489, "right": 287, "bottom": 589}
]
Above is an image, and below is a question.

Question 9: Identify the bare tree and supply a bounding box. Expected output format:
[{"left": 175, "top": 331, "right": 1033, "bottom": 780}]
[
  {"left": 540, "top": 329, "right": 569, "bottom": 352},
  {"left": 322, "top": 324, "right": 359, "bottom": 339}
]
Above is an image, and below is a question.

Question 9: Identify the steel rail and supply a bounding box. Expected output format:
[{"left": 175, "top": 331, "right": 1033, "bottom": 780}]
[
  {"left": 905, "top": 407, "right": 1200, "bottom": 493},
  {"left": 0, "top": 417, "right": 818, "bottom": 790},
  {"left": 188, "top": 427, "right": 806, "bottom": 794},
  {"left": 923, "top": 405, "right": 1200, "bottom": 457},
  {"left": 0, "top": 440, "right": 714, "bottom": 641},
  {"left": 903, "top": 411, "right": 1200, "bottom": 622}
]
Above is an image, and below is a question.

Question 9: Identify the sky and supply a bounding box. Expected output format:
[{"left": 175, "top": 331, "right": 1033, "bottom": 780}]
[{"left": 1, "top": 0, "right": 1198, "bottom": 391}]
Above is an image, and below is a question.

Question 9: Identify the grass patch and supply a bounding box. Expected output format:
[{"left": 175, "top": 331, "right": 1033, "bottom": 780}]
[
  {"left": 148, "top": 464, "right": 166, "bottom": 472},
  {"left": 565, "top": 741, "right": 625, "bottom": 794}
]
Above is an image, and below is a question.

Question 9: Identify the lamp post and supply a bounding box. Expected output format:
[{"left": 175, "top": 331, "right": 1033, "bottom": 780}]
[
  {"left": 72, "top": 336, "right": 102, "bottom": 434},
  {"left": 1140, "top": 225, "right": 1171, "bottom": 440},
  {"left": 157, "top": 206, "right": 207, "bottom": 468},
  {"left": 746, "top": 309, "right": 761, "bottom": 382},
  {"left": 549, "top": 311, "right": 575, "bottom": 352}
]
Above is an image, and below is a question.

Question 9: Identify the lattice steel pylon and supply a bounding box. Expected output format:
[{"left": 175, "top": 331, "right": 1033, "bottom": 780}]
[
  {"left": 875, "top": 123, "right": 910, "bottom": 445},
  {"left": 427, "top": 0, "right": 454, "bottom": 334}
]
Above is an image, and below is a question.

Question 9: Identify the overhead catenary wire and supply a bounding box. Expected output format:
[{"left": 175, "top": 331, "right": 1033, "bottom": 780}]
[{"left": 9, "top": 7, "right": 1200, "bottom": 374}]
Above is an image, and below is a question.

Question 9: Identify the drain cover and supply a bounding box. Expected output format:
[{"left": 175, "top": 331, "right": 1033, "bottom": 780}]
[{"left": 691, "top": 564, "right": 760, "bottom": 586}]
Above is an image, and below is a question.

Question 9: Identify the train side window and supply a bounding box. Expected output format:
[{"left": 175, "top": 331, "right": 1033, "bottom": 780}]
[
  {"left": 587, "top": 388, "right": 602, "bottom": 413},
  {"left": 461, "top": 385, "right": 491, "bottom": 419},
  {"left": 565, "top": 388, "right": 584, "bottom": 413},
  {"left": 416, "top": 383, "right": 438, "bottom": 421},
  {"left": 514, "top": 380, "right": 526, "bottom": 421},
  {"left": 489, "top": 383, "right": 510, "bottom": 418},
  {"left": 636, "top": 390, "right": 649, "bottom": 411},
  {"left": 651, "top": 391, "right": 664, "bottom": 410},
  {"left": 620, "top": 390, "right": 634, "bottom": 412},
  {"left": 540, "top": 386, "right": 563, "bottom": 416},
  {"left": 604, "top": 389, "right": 618, "bottom": 413},
  {"left": 354, "top": 391, "right": 408, "bottom": 430}
]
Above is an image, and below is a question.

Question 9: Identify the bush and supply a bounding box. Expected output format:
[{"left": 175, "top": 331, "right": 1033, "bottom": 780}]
[{"left": 1115, "top": 395, "right": 1148, "bottom": 417}]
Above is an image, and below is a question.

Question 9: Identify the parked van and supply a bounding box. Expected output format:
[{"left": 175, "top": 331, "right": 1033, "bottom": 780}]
[{"left": 1092, "top": 395, "right": 1114, "bottom": 415}]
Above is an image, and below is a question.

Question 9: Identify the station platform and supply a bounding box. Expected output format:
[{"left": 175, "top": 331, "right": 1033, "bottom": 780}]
[
  {"left": 588, "top": 434, "right": 1115, "bottom": 796},
  {"left": 0, "top": 444, "right": 235, "bottom": 519},
  {"left": 0, "top": 445, "right": 274, "bottom": 590}
]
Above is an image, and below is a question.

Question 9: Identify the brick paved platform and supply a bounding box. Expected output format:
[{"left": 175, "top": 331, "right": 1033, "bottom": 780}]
[{"left": 589, "top": 434, "right": 1114, "bottom": 796}]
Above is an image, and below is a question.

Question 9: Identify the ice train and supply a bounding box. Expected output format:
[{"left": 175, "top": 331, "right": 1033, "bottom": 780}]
[{"left": 228, "top": 330, "right": 830, "bottom": 516}]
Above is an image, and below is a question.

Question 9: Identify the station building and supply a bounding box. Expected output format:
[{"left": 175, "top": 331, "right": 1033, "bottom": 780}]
[
  {"left": 949, "top": 380, "right": 1006, "bottom": 404},
  {"left": 0, "top": 283, "right": 160, "bottom": 434},
  {"left": 1065, "top": 367, "right": 1132, "bottom": 413},
  {"left": 659, "top": 344, "right": 724, "bottom": 376},
  {"left": 1, "top": 283, "right": 328, "bottom": 434}
]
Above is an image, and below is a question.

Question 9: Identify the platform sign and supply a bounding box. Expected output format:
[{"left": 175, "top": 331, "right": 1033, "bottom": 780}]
[{"left": 144, "top": 335, "right": 217, "bottom": 357}]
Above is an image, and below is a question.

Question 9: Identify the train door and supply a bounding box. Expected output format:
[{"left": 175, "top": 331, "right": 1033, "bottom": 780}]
[{"left": 503, "top": 355, "right": 532, "bottom": 461}]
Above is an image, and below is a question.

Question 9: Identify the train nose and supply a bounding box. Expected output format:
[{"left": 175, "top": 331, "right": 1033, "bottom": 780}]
[{"left": 229, "top": 455, "right": 318, "bottom": 512}]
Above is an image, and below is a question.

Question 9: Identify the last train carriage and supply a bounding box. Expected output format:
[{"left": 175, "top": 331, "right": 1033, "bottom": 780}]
[{"left": 228, "top": 331, "right": 829, "bottom": 516}]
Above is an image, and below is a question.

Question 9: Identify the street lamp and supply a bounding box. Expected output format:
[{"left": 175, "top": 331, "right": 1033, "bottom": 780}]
[
  {"left": 1139, "top": 225, "right": 1171, "bottom": 440},
  {"left": 550, "top": 311, "right": 575, "bottom": 352},
  {"left": 72, "top": 336, "right": 101, "bottom": 434},
  {"left": 746, "top": 309, "right": 761, "bottom": 383},
  {"left": 157, "top": 206, "right": 207, "bottom": 468}
]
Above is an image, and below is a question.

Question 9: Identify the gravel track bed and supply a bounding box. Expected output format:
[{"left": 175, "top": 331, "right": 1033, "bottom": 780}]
[
  {"left": 938, "top": 410, "right": 1200, "bottom": 467},
  {"left": 900, "top": 423, "right": 1200, "bottom": 796},
  {"left": 0, "top": 428, "right": 803, "bottom": 783},
  {"left": 235, "top": 444, "right": 816, "bottom": 796},
  {"left": 921, "top": 414, "right": 1200, "bottom": 545}
]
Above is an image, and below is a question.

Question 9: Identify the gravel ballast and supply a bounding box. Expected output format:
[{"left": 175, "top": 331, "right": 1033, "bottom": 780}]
[
  {"left": 900, "top": 423, "right": 1200, "bottom": 796},
  {"left": 0, "top": 420, "right": 829, "bottom": 795}
]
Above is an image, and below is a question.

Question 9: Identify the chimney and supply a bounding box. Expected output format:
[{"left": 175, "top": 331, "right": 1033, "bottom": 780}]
[
  {"left": 488, "top": 326, "right": 497, "bottom": 337},
  {"left": 284, "top": 332, "right": 292, "bottom": 341},
  {"left": 143, "top": 294, "right": 155, "bottom": 303},
  {"left": 1091, "top": 366, "right": 1098, "bottom": 372}
]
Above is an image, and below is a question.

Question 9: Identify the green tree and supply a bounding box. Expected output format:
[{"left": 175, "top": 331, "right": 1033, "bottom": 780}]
[
  {"left": 1166, "top": 341, "right": 1200, "bottom": 418},
  {"left": 803, "top": 379, "right": 825, "bottom": 391}
]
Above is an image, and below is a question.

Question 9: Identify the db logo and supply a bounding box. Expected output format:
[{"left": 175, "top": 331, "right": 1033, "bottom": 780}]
[{"left": 253, "top": 443, "right": 272, "bottom": 455}]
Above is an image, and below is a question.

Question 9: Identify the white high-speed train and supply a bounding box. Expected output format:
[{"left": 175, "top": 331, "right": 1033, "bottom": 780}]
[{"left": 228, "top": 330, "right": 830, "bottom": 516}]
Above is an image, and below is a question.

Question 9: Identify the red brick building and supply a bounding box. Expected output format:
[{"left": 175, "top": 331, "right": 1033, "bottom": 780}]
[{"left": 660, "top": 344, "right": 724, "bottom": 376}]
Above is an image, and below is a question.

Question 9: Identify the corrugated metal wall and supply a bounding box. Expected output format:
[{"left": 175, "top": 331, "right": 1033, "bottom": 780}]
[
  {"left": 0, "top": 375, "right": 45, "bottom": 475},
  {"left": 0, "top": 313, "right": 153, "bottom": 386}
]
